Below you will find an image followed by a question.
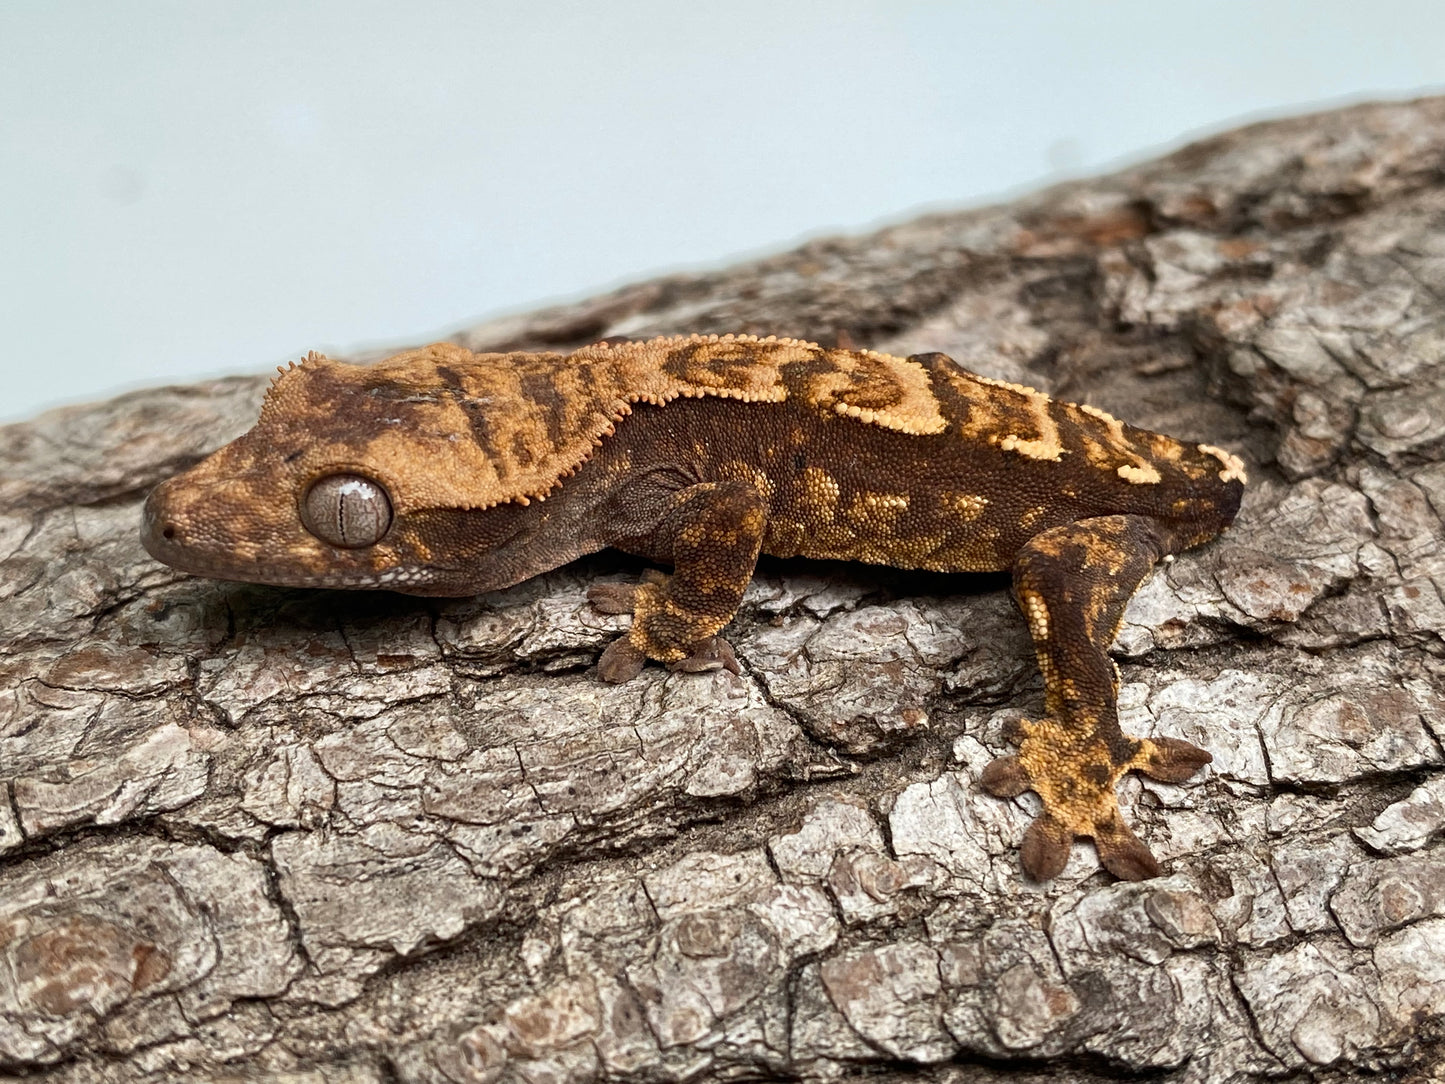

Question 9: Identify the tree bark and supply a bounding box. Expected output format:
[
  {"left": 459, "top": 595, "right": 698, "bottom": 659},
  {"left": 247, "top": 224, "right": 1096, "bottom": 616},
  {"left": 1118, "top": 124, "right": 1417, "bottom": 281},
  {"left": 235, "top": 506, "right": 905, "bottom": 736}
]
[{"left": 3, "top": 97, "right": 1445, "bottom": 1084}]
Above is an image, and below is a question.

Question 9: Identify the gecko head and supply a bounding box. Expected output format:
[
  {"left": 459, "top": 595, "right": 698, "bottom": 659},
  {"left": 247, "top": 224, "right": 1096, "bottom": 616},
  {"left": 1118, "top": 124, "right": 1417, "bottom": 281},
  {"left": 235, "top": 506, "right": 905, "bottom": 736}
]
[
  {"left": 142, "top": 449, "right": 435, "bottom": 591},
  {"left": 141, "top": 409, "right": 440, "bottom": 592},
  {"left": 140, "top": 349, "right": 538, "bottom": 594}
]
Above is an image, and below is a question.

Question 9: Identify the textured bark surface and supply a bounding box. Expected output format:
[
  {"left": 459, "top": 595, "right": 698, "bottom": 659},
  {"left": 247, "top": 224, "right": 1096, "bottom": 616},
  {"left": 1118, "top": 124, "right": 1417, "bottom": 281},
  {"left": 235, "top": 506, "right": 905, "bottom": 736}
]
[{"left": 3, "top": 98, "right": 1445, "bottom": 1083}]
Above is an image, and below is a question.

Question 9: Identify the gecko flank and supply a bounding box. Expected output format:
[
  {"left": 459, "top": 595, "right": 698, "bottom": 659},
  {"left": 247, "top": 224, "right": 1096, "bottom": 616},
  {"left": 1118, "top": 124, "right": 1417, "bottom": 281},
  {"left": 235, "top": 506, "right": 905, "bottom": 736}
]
[{"left": 142, "top": 334, "right": 1246, "bottom": 882}]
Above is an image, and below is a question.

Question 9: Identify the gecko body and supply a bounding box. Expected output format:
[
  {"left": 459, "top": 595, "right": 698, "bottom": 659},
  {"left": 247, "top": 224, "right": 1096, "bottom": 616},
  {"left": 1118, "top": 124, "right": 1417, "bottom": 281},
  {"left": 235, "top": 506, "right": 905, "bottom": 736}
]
[{"left": 142, "top": 335, "right": 1245, "bottom": 881}]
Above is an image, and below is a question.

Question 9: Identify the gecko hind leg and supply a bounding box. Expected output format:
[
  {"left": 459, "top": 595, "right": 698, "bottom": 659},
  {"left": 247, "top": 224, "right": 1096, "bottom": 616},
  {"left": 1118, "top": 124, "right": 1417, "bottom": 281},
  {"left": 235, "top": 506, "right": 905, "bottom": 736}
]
[{"left": 983, "top": 514, "right": 1212, "bottom": 881}]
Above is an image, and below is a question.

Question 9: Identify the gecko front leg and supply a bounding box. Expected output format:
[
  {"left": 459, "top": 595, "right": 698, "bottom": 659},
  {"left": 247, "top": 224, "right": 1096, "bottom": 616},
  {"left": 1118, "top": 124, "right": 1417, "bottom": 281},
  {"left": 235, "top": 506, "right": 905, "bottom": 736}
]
[
  {"left": 588, "top": 479, "right": 766, "bottom": 682},
  {"left": 982, "top": 514, "right": 1213, "bottom": 881}
]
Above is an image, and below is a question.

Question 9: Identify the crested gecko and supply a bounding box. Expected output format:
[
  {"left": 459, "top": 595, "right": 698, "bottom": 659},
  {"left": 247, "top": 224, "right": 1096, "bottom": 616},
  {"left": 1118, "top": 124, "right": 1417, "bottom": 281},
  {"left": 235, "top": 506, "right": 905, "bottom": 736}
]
[{"left": 142, "top": 335, "right": 1246, "bottom": 881}]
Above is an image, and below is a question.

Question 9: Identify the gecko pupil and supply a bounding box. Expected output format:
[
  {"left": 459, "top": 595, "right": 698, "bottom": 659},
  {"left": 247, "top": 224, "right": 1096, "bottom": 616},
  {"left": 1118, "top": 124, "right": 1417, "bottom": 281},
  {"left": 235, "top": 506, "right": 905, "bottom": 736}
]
[{"left": 301, "top": 474, "right": 393, "bottom": 548}]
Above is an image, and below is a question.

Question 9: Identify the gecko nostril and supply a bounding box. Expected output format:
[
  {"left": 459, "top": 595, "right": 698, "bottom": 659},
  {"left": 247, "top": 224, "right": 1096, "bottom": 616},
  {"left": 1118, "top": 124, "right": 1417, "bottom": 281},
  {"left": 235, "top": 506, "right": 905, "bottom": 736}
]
[{"left": 161, "top": 524, "right": 177, "bottom": 541}]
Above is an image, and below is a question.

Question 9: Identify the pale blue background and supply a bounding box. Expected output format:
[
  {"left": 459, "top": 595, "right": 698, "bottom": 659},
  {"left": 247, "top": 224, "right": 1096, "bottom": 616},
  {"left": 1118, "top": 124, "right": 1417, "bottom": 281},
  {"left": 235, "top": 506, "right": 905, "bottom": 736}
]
[{"left": 4, "top": 1, "right": 1444, "bottom": 421}]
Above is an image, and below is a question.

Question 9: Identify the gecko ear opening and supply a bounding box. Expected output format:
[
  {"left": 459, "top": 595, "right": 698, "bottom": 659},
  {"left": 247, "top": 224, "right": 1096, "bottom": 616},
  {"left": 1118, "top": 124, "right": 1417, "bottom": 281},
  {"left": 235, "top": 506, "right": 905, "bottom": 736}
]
[{"left": 301, "top": 474, "right": 393, "bottom": 548}]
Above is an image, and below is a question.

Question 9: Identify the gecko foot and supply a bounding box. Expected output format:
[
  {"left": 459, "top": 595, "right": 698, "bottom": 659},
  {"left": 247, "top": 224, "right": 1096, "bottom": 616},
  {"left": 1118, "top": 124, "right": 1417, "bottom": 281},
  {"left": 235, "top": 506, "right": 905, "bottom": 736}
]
[
  {"left": 597, "top": 633, "right": 740, "bottom": 682},
  {"left": 591, "top": 571, "right": 741, "bottom": 682},
  {"left": 981, "top": 721, "right": 1211, "bottom": 882}
]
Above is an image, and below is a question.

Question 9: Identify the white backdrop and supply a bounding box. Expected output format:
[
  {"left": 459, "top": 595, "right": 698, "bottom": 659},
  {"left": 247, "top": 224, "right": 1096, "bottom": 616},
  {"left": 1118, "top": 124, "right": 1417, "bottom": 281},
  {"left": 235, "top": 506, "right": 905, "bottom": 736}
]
[{"left": 3, "top": 0, "right": 1443, "bottom": 421}]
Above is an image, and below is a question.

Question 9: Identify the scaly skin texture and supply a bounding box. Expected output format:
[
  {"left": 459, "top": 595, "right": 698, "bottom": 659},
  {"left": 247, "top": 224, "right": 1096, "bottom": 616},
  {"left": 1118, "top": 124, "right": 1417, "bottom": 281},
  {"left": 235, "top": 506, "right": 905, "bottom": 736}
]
[{"left": 141, "top": 334, "right": 1247, "bottom": 881}]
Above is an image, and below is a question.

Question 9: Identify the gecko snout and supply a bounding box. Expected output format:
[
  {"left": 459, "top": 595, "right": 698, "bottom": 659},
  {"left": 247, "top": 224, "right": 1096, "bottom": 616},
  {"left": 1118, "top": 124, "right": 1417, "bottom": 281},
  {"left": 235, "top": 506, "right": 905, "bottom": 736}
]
[
  {"left": 139, "top": 475, "right": 217, "bottom": 567},
  {"left": 140, "top": 480, "right": 182, "bottom": 558}
]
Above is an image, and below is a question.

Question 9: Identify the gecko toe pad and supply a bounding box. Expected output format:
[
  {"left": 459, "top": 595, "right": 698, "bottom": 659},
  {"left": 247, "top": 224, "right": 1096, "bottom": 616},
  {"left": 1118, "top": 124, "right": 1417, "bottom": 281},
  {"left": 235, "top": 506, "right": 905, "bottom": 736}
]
[
  {"left": 1092, "top": 813, "right": 1161, "bottom": 881},
  {"left": 587, "top": 570, "right": 671, "bottom": 615},
  {"left": 979, "top": 755, "right": 1031, "bottom": 798},
  {"left": 597, "top": 636, "right": 647, "bottom": 682},
  {"left": 667, "top": 635, "right": 740, "bottom": 675},
  {"left": 1137, "top": 736, "right": 1213, "bottom": 782},
  {"left": 587, "top": 583, "right": 640, "bottom": 614},
  {"left": 1020, "top": 814, "right": 1073, "bottom": 881}
]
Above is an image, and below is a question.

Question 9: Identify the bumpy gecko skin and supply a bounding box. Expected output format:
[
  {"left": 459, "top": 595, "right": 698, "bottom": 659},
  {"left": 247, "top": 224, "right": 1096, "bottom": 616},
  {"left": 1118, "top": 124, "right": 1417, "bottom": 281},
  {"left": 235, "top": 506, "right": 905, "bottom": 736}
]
[{"left": 141, "top": 335, "right": 1246, "bottom": 882}]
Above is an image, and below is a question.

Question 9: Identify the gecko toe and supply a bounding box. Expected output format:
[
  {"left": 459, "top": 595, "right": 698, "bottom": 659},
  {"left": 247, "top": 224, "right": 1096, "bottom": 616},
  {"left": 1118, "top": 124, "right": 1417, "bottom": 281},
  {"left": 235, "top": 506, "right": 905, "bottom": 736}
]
[
  {"left": 980, "top": 755, "right": 1031, "bottom": 798},
  {"left": 1137, "top": 736, "right": 1212, "bottom": 783},
  {"left": 1094, "top": 815, "right": 1162, "bottom": 881},
  {"left": 998, "top": 716, "right": 1029, "bottom": 744},
  {"left": 589, "top": 568, "right": 673, "bottom": 615},
  {"left": 1020, "top": 815, "right": 1073, "bottom": 882},
  {"left": 667, "top": 636, "right": 740, "bottom": 675},
  {"left": 597, "top": 636, "right": 647, "bottom": 682},
  {"left": 588, "top": 583, "right": 640, "bottom": 615}
]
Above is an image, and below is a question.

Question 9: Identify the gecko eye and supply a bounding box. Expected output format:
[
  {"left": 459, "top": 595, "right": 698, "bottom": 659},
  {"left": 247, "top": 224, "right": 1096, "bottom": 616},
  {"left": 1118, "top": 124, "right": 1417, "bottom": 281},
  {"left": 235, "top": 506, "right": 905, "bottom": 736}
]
[{"left": 301, "top": 474, "right": 393, "bottom": 548}]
